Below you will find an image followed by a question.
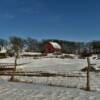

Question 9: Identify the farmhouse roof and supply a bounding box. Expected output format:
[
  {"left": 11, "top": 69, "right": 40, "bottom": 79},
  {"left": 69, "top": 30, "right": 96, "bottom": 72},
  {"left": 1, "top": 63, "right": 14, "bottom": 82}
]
[
  {"left": 49, "top": 42, "right": 61, "bottom": 49},
  {"left": 0, "top": 46, "right": 7, "bottom": 53}
]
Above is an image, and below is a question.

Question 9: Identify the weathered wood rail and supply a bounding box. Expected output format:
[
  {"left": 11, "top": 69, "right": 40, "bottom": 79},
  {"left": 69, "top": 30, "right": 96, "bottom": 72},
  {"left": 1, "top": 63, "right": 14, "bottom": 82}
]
[
  {"left": 0, "top": 63, "right": 87, "bottom": 77},
  {"left": 0, "top": 63, "right": 14, "bottom": 71},
  {"left": 0, "top": 70, "right": 86, "bottom": 77},
  {"left": 0, "top": 63, "right": 29, "bottom": 71},
  {"left": 0, "top": 71, "right": 67, "bottom": 77}
]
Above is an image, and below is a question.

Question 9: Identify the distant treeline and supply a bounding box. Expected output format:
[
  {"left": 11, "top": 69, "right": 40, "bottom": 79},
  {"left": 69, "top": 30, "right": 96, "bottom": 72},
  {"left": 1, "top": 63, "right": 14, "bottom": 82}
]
[{"left": 0, "top": 36, "right": 100, "bottom": 54}]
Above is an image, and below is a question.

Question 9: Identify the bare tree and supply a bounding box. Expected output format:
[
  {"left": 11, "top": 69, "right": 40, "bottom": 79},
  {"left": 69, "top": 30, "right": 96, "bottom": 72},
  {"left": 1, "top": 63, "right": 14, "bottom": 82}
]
[
  {"left": 0, "top": 39, "right": 7, "bottom": 46},
  {"left": 9, "top": 36, "right": 24, "bottom": 81},
  {"left": 25, "top": 37, "right": 39, "bottom": 52}
]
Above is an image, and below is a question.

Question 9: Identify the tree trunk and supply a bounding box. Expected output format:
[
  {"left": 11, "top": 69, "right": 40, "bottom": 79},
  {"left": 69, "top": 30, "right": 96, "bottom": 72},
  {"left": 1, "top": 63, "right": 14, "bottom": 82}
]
[
  {"left": 10, "top": 55, "right": 18, "bottom": 81},
  {"left": 86, "top": 57, "right": 91, "bottom": 91}
]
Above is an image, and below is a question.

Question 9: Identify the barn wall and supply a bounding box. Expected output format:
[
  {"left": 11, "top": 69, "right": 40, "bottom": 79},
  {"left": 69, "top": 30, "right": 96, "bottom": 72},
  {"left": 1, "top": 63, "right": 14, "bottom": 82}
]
[
  {"left": 44, "top": 43, "right": 55, "bottom": 53},
  {"left": 44, "top": 42, "right": 61, "bottom": 54}
]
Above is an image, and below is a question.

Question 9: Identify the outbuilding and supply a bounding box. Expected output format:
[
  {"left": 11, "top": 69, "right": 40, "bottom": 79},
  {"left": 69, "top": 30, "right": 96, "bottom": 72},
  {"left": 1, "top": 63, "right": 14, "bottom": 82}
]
[
  {"left": 44, "top": 42, "right": 61, "bottom": 55},
  {"left": 0, "top": 46, "right": 7, "bottom": 58}
]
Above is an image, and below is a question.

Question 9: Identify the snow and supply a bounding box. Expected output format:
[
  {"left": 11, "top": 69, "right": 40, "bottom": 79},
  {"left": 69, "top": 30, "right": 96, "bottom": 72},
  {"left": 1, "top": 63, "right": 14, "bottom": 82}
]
[
  {"left": 0, "top": 57, "right": 87, "bottom": 72},
  {"left": 49, "top": 42, "right": 61, "bottom": 49},
  {"left": 20, "top": 52, "right": 42, "bottom": 56},
  {"left": 0, "top": 55, "right": 100, "bottom": 99},
  {"left": 0, "top": 80, "right": 99, "bottom": 100},
  {"left": 0, "top": 46, "right": 7, "bottom": 53}
]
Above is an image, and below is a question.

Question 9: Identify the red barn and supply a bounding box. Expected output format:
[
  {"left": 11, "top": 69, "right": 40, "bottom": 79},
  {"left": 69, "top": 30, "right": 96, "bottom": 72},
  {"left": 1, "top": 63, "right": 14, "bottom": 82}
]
[{"left": 44, "top": 42, "right": 61, "bottom": 54}]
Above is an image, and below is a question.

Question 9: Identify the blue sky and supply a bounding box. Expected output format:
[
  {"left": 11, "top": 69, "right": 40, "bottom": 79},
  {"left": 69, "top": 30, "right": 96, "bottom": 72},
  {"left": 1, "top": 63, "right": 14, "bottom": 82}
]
[{"left": 0, "top": 0, "right": 99, "bottom": 41}]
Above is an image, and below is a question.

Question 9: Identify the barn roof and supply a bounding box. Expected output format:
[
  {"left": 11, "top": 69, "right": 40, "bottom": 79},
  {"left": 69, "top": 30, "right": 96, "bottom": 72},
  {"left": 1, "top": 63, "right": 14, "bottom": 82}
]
[{"left": 49, "top": 42, "right": 61, "bottom": 49}]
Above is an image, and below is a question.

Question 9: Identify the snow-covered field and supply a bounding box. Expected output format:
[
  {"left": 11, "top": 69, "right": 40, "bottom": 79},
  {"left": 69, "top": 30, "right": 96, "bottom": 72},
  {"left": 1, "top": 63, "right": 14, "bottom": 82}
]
[
  {"left": 0, "top": 56, "right": 87, "bottom": 72},
  {"left": 0, "top": 80, "right": 100, "bottom": 100},
  {"left": 0, "top": 55, "right": 100, "bottom": 99}
]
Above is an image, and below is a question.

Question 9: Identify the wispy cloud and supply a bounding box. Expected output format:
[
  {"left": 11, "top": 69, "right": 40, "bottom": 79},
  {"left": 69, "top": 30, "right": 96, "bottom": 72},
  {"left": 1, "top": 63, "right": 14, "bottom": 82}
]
[
  {"left": 0, "top": 13, "right": 15, "bottom": 19},
  {"left": 18, "top": 0, "right": 43, "bottom": 15},
  {"left": 20, "top": 7, "right": 34, "bottom": 14},
  {"left": 3, "top": 13, "right": 15, "bottom": 19}
]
